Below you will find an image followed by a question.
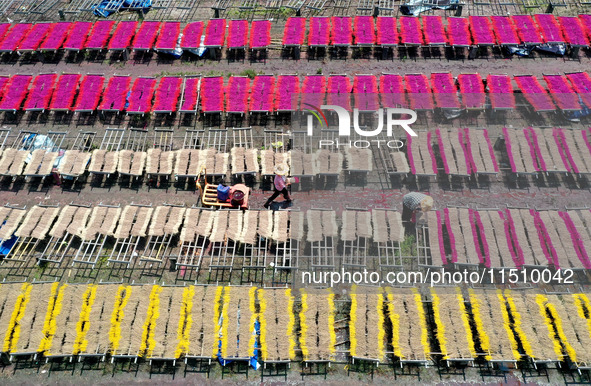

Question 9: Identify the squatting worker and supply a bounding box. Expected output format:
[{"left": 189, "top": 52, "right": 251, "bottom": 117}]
[
  {"left": 402, "top": 192, "right": 433, "bottom": 234},
  {"left": 264, "top": 163, "right": 292, "bottom": 209}
]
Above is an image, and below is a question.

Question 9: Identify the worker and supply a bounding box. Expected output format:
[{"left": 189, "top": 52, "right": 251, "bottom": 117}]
[
  {"left": 402, "top": 192, "right": 433, "bottom": 235},
  {"left": 264, "top": 163, "right": 292, "bottom": 209}
]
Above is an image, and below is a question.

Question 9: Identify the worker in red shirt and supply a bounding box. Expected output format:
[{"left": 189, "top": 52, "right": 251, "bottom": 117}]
[{"left": 264, "top": 163, "right": 292, "bottom": 209}]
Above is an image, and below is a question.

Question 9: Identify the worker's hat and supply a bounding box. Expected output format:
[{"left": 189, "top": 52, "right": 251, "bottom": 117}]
[
  {"left": 274, "top": 163, "right": 289, "bottom": 176},
  {"left": 420, "top": 196, "right": 434, "bottom": 212}
]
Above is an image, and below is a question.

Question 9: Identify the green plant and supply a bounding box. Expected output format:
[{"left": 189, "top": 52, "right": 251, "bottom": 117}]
[
  {"left": 401, "top": 235, "right": 416, "bottom": 257},
  {"left": 316, "top": 68, "right": 323, "bottom": 75},
  {"left": 239, "top": 69, "right": 257, "bottom": 79}
]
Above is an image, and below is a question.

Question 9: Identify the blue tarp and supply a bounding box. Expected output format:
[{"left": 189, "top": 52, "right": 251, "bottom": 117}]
[
  {"left": 0, "top": 235, "right": 17, "bottom": 256},
  {"left": 216, "top": 320, "right": 261, "bottom": 370},
  {"left": 92, "top": 0, "right": 152, "bottom": 17}
]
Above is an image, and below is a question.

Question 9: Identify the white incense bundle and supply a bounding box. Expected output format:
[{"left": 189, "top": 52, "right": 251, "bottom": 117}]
[
  {"left": 23, "top": 149, "right": 45, "bottom": 175},
  {"left": 114, "top": 205, "right": 137, "bottom": 239},
  {"left": 186, "top": 149, "right": 202, "bottom": 176},
  {"left": 58, "top": 150, "right": 73, "bottom": 174},
  {"left": 214, "top": 153, "right": 229, "bottom": 175},
  {"left": 239, "top": 210, "right": 258, "bottom": 245},
  {"left": 9, "top": 151, "right": 29, "bottom": 176},
  {"left": 390, "top": 151, "right": 410, "bottom": 173},
  {"left": 0, "top": 149, "right": 28, "bottom": 175},
  {"left": 287, "top": 150, "right": 302, "bottom": 175},
  {"left": 209, "top": 211, "right": 228, "bottom": 243},
  {"left": 88, "top": 149, "right": 105, "bottom": 173},
  {"left": 148, "top": 206, "right": 167, "bottom": 236},
  {"left": 537, "top": 128, "right": 564, "bottom": 172},
  {"left": 261, "top": 149, "right": 275, "bottom": 175},
  {"left": 174, "top": 149, "right": 189, "bottom": 175},
  {"left": 199, "top": 148, "right": 215, "bottom": 172},
  {"left": 230, "top": 147, "right": 244, "bottom": 173},
  {"left": 245, "top": 149, "right": 258, "bottom": 172},
  {"left": 357, "top": 211, "right": 372, "bottom": 238},
  {"left": 288, "top": 211, "right": 305, "bottom": 241},
  {"left": 66, "top": 207, "right": 91, "bottom": 236},
  {"left": 306, "top": 210, "right": 322, "bottom": 242},
  {"left": 426, "top": 212, "right": 443, "bottom": 263},
  {"left": 164, "top": 206, "right": 185, "bottom": 235},
  {"left": 466, "top": 129, "right": 484, "bottom": 173},
  {"left": 146, "top": 148, "right": 160, "bottom": 174},
  {"left": 102, "top": 151, "right": 118, "bottom": 174},
  {"left": 341, "top": 211, "right": 356, "bottom": 241},
  {"left": 15, "top": 205, "right": 44, "bottom": 238},
  {"left": 272, "top": 210, "right": 289, "bottom": 242},
  {"left": 473, "top": 130, "right": 495, "bottom": 173},
  {"left": 257, "top": 210, "right": 273, "bottom": 239},
  {"left": 195, "top": 210, "right": 214, "bottom": 237},
  {"left": 118, "top": 150, "right": 133, "bottom": 174},
  {"left": 31, "top": 207, "right": 60, "bottom": 239},
  {"left": 180, "top": 208, "right": 200, "bottom": 242},
  {"left": 80, "top": 206, "right": 103, "bottom": 241},
  {"left": 0, "top": 208, "right": 25, "bottom": 240},
  {"left": 372, "top": 210, "right": 388, "bottom": 243},
  {"left": 129, "top": 151, "right": 147, "bottom": 176},
  {"left": 275, "top": 152, "right": 289, "bottom": 170},
  {"left": 322, "top": 211, "right": 338, "bottom": 237},
  {"left": 38, "top": 151, "right": 58, "bottom": 176},
  {"left": 49, "top": 205, "right": 78, "bottom": 238},
  {"left": 72, "top": 152, "right": 91, "bottom": 176},
  {"left": 386, "top": 211, "right": 404, "bottom": 243},
  {"left": 130, "top": 207, "right": 154, "bottom": 237},
  {"left": 226, "top": 210, "right": 243, "bottom": 241},
  {"left": 160, "top": 151, "right": 175, "bottom": 175},
  {"left": 314, "top": 150, "right": 329, "bottom": 174}
]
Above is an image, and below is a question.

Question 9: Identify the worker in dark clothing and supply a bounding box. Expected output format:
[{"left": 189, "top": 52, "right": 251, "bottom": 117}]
[{"left": 402, "top": 192, "right": 433, "bottom": 235}]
